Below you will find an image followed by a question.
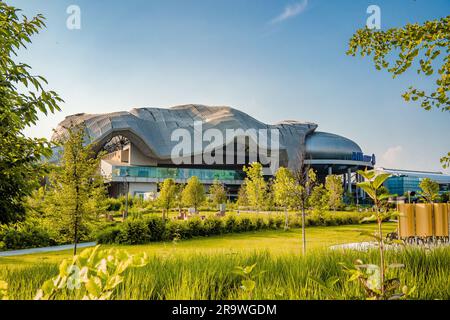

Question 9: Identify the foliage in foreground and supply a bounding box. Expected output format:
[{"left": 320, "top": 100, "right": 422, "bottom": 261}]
[
  {"left": 34, "top": 245, "right": 148, "bottom": 300},
  {"left": 347, "top": 15, "right": 450, "bottom": 168},
  {"left": 1, "top": 247, "right": 449, "bottom": 300},
  {"left": 0, "top": 2, "right": 62, "bottom": 224}
]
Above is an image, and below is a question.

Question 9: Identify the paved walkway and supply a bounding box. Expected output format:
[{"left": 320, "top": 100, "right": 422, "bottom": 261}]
[{"left": 0, "top": 242, "right": 97, "bottom": 257}]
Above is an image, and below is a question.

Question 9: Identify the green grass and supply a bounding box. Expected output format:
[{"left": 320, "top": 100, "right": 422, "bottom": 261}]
[
  {"left": 2, "top": 222, "right": 448, "bottom": 300},
  {"left": 0, "top": 223, "right": 396, "bottom": 266},
  {"left": 1, "top": 246, "right": 449, "bottom": 300}
]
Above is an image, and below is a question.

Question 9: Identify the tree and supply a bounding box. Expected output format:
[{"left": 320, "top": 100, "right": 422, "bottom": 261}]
[
  {"left": 419, "top": 178, "right": 440, "bottom": 203},
  {"left": 157, "top": 178, "right": 177, "bottom": 220},
  {"left": 209, "top": 180, "right": 227, "bottom": 209},
  {"left": 291, "top": 155, "right": 317, "bottom": 254},
  {"left": 347, "top": 16, "right": 450, "bottom": 168},
  {"left": 243, "top": 162, "right": 268, "bottom": 212},
  {"left": 309, "top": 184, "right": 329, "bottom": 217},
  {"left": 173, "top": 183, "right": 185, "bottom": 215},
  {"left": 0, "top": 3, "right": 63, "bottom": 224},
  {"left": 181, "top": 176, "right": 205, "bottom": 213},
  {"left": 46, "top": 126, "right": 106, "bottom": 255},
  {"left": 325, "top": 175, "right": 343, "bottom": 211},
  {"left": 236, "top": 183, "right": 248, "bottom": 207},
  {"left": 273, "top": 167, "right": 296, "bottom": 230}
]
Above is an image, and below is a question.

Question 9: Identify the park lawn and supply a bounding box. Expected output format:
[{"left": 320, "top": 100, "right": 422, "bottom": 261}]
[{"left": 0, "top": 222, "right": 396, "bottom": 267}]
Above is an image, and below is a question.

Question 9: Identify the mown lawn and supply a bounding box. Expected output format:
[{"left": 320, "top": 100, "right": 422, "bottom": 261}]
[
  {"left": 2, "top": 222, "right": 450, "bottom": 300},
  {"left": 0, "top": 223, "right": 396, "bottom": 267}
]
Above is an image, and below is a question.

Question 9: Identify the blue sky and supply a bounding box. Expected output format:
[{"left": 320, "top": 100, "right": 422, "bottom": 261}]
[{"left": 10, "top": 0, "right": 450, "bottom": 173}]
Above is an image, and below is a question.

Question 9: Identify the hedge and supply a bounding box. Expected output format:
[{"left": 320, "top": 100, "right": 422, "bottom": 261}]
[
  {"left": 97, "top": 211, "right": 370, "bottom": 245},
  {"left": 0, "top": 221, "right": 55, "bottom": 251}
]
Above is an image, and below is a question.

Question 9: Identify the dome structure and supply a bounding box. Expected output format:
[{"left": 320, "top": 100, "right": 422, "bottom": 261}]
[{"left": 305, "top": 131, "right": 362, "bottom": 161}]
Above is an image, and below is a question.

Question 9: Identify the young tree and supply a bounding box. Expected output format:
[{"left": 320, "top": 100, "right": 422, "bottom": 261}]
[
  {"left": 181, "top": 176, "right": 205, "bottom": 213},
  {"left": 157, "top": 178, "right": 177, "bottom": 220},
  {"left": 291, "top": 155, "right": 317, "bottom": 254},
  {"left": 47, "top": 126, "right": 106, "bottom": 255},
  {"left": 273, "top": 167, "right": 296, "bottom": 230},
  {"left": 209, "top": 180, "right": 227, "bottom": 210},
  {"left": 0, "top": 3, "right": 63, "bottom": 224},
  {"left": 347, "top": 16, "right": 450, "bottom": 167},
  {"left": 325, "top": 175, "right": 343, "bottom": 211},
  {"left": 173, "top": 183, "right": 185, "bottom": 215},
  {"left": 236, "top": 183, "right": 248, "bottom": 208},
  {"left": 309, "top": 184, "right": 329, "bottom": 217},
  {"left": 243, "top": 162, "right": 268, "bottom": 212},
  {"left": 419, "top": 178, "right": 440, "bottom": 203}
]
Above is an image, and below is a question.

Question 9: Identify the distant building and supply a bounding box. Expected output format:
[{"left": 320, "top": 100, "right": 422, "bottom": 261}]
[
  {"left": 376, "top": 167, "right": 450, "bottom": 196},
  {"left": 52, "top": 104, "right": 375, "bottom": 199}
]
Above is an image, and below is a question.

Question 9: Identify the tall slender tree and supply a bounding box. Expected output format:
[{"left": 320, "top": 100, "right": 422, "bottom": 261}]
[
  {"left": 47, "top": 125, "right": 106, "bottom": 255},
  {"left": 182, "top": 176, "right": 205, "bottom": 213},
  {"left": 243, "top": 162, "right": 268, "bottom": 213},
  {"left": 325, "top": 175, "right": 344, "bottom": 211},
  {"left": 273, "top": 167, "right": 296, "bottom": 230},
  {"left": 291, "top": 154, "right": 317, "bottom": 254},
  {"left": 157, "top": 178, "right": 177, "bottom": 220}
]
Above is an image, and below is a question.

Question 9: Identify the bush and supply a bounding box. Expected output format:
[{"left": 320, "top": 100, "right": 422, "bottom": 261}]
[
  {"left": 164, "top": 220, "right": 190, "bottom": 241},
  {"left": 94, "top": 211, "right": 372, "bottom": 245},
  {"left": 202, "top": 217, "right": 223, "bottom": 236},
  {"left": 146, "top": 216, "right": 166, "bottom": 241},
  {"left": 224, "top": 215, "right": 237, "bottom": 233},
  {"left": 0, "top": 221, "right": 55, "bottom": 251},
  {"left": 186, "top": 217, "right": 203, "bottom": 237},
  {"left": 116, "top": 219, "right": 150, "bottom": 245},
  {"left": 96, "top": 225, "right": 122, "bottom": 244},
  {"left": 105, "top": 198, "right": 122, "bottom": 212}
]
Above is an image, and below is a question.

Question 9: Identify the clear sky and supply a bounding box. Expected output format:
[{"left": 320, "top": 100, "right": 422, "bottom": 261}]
[{"left": 9, "top": 0, "right": 450, "bottom": 173}]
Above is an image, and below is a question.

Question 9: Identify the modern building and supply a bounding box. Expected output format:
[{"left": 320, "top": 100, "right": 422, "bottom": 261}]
[
  {"left": 52, "top": 104, "right": 375, "bottom": 199},
  {"left": 376, "top": 167, "right": 450, "bottom": 197}
]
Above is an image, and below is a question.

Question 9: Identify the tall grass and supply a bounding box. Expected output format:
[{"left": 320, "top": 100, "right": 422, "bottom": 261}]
[{"left": 1, "top": 247, "right": 449, "bottom": 300}]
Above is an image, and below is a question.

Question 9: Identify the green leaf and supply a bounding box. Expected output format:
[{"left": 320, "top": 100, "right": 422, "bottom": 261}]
[{"left": 373, "top": 173, "right": 391, "bottom": 189}]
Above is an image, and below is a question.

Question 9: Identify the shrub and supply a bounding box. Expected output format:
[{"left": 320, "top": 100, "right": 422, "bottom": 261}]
[
  {"left": 94, "top": 211, "right": 372, "bottom": 245},
  {"left": 0, "top": 221, "right": 55, "bottom": 251},
  {"left": 203, "top": 217, "right": 223, "bottom": 236},
  {"left": 146, "top": 216, "right": 166, "bottom": 241},
  {"left": 96, "top": 225, "right": 121, "bottom": 244},
  {"left": 164, "top": 220, "right": 190, "bottom": 241},
  {"left": 238, "top": 217, "right": 252, "bottom": 232},
  {"left": 186, "top": 217, "right": 204, "bottom": 237},
  {"left": 105, "top": 198, "right": 122, "bottom": 212},
  {"left": 116, "top": 219, "right": 150, "bottom": 245},
  {"left": 224, "top": 215, "right": 237, "bottom": 233}
]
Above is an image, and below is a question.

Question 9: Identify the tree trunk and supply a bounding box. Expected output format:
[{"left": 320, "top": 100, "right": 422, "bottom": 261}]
[
  {"left": 301, "top": 206, "right": 306, "bottom": 255},
  {"left": 73, "top": 214, "right": 79, "bottom": 256},
  {"left": 284, "top": 207, "right": 289, "bottom": 230}
]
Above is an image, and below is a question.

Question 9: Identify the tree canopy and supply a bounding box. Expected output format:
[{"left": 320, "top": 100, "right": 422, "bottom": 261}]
[
  {"left": 0, "top": 2, "right": 63, "bottom": 223},
  {"left": 181, "top": 176, "right": 205, "bottom": 212},
  {"left": 347, "top": 15, "right": 450, "bottom": 168}
]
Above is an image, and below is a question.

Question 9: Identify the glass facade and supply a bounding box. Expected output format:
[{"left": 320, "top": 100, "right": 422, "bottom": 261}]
[
  {"left": 384, "top": 176, "right": 421, "bottom": 196},
  {"left": 112, "top": 165, "right": 245, "bottom": 181}
]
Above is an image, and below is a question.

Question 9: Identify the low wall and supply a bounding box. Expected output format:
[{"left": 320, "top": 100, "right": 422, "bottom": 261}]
[{"left": 398, "top": 203, "right": 449, "bottom": 238}]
